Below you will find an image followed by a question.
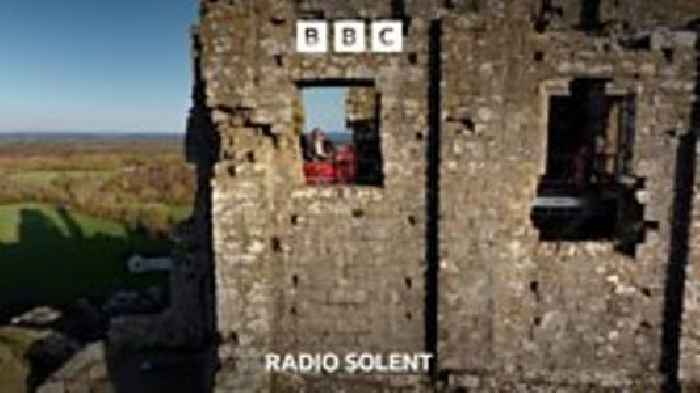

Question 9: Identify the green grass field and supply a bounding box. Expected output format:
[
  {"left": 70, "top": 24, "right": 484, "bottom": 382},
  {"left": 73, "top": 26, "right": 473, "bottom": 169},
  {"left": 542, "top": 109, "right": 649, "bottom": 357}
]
[
  {"left": 0, "top": 203, "right": 171, "bottom": 308},
  {"left": 0, "top": 136, "right": 193, "bottom": 393}
]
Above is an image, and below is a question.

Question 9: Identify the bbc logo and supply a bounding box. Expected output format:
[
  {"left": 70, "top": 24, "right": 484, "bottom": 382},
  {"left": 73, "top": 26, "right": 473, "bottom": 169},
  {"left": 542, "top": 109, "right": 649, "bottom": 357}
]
[{"left": 296, "top": 20, "right": 403, "bottom": 53}]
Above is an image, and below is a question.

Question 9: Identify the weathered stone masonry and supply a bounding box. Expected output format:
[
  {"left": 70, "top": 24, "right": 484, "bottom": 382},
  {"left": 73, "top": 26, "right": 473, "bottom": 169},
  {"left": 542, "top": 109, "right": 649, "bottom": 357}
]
[{"left": 184, "top": 1, "right": 700, "bottom": 391}]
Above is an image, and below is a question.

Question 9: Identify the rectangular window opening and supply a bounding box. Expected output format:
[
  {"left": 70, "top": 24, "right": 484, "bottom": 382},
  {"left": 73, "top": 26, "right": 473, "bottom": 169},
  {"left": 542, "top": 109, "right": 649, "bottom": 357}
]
[
  {"left": 295, "top": 82, "right": 384, "bottom": 187},
  {"left": 531, "top": 78, "right": 646, "bottom": 252}
]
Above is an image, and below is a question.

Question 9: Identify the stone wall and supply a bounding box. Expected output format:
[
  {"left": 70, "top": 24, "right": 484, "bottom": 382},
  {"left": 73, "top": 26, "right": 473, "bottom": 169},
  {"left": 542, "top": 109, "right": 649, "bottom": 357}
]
[
  {"left": 186, "top": 0, "right": 700, "bottom": 391},
  {"left": 438, "top": 8, "right": 698, "bottom": 389},
  {"left": 346, "top": 86, "right": 384, "bottom": 185}
]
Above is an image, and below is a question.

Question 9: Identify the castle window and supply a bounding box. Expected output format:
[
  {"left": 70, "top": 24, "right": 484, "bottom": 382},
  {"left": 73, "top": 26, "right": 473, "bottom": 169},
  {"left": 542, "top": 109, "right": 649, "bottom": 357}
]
[
  {"left": 295, "top": 81, "right": 384, "bottom": 187},
  {"left": 531, "top": 78, "right": 646, "bottom": 253}
]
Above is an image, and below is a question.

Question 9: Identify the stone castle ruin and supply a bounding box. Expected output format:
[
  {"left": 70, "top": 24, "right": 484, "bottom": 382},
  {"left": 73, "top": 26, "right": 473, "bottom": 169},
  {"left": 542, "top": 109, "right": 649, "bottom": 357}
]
[{"left": 176, "top": 0, "right": 700, "bottom": 391}]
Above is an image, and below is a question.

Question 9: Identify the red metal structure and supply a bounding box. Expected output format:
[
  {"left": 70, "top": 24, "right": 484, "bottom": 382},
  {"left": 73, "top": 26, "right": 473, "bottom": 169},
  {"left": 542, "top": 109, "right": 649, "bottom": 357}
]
[{"left": 303, "top": 145, "right": 357, "bottom": 185}]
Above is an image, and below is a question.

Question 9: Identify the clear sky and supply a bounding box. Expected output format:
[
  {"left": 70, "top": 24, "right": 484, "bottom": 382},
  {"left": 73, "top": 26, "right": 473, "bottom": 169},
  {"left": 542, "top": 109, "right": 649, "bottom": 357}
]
[
  {"left": 302, "top": 87, "right": 349, "bottom": 134},
  {"left": 0, "top": 1, "right": 197, "bottom": 133}
]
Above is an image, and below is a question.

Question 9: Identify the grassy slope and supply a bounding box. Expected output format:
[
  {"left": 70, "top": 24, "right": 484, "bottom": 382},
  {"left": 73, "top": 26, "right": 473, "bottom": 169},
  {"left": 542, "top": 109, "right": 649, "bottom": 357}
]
[{"left": 0, "top": 203, "right": 169, "bottom": 307}]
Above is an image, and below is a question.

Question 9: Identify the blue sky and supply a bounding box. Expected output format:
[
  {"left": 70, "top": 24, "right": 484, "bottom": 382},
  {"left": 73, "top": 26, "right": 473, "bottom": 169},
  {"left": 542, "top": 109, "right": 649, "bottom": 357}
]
[
  {"left": 302, "top": 87, "right": 349, "bottom": 134},
  {"left": 0, "top": 1, "right": 197, "bottom": 133}
]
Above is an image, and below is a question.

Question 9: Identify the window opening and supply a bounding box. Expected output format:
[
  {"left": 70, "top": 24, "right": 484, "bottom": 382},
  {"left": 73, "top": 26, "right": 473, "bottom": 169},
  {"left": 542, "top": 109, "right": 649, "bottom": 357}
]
[
  {"left": 296, "top": 83, "right": 383, "bottom": 186},
  {"left": 531, "top": 78, "right": 647, "bottom": 253}
]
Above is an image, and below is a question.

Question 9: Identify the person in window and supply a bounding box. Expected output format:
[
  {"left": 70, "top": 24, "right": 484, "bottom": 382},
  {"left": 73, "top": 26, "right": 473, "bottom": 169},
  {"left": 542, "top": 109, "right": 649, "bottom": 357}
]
[{"left": 308, "top": 128, "right": 335, "bottom": 162}]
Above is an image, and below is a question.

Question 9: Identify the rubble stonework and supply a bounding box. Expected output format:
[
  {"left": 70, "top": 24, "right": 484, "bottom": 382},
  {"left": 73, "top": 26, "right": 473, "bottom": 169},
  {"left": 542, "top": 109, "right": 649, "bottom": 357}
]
[{"left": 184, "top": 0, "right": 700, "bottom": 392}]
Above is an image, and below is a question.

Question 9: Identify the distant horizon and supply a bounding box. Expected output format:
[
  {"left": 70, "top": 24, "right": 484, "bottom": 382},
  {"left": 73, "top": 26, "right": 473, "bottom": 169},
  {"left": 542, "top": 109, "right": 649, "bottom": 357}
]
[
  {"left": 0, "top": 129, "right": 185, "bottom": 134},
  {"left": 0, "top": 130, "right": 186, "bottom": 140}
]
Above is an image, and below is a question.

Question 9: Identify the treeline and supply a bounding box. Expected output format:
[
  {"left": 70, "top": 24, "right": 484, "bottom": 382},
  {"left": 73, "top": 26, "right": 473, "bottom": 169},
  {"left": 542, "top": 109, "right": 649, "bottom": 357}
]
[
  {"left": 0, "top": 139, "right": 183, "bottom": 171},
  {"left": 0, "top": 139, "right": 195, "bottom": 237}
]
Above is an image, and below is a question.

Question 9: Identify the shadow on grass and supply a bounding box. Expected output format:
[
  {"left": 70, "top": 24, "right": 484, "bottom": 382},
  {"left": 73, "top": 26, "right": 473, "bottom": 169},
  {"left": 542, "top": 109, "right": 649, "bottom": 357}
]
[
  {"left": 0, "top": 206, "right": 182, "bottom": 392},
  {"left": 0, "top": 206, "right": 170, "bottom": 322}
]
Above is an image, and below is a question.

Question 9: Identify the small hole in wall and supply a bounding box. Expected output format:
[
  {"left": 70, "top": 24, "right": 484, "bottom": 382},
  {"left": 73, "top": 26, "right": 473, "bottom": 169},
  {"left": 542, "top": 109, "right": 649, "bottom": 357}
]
[
  {"left": 290, "top": 306, "right": 297, "bottom": 315},
  {"left": 292, "top": 275, "right": 299, "bottom": 287},
  {"left": 408, "top": 52, "right": 418, "bottom": 65},
  {"left": 352, "top": 208, "right": 364, "bottom": 218},
  {"left": 534, "top": 51, "right": 544, "bottom": 62},
  {"left": 270, "top": 16, "right": 286, "bottom": 25},
  {"left": 633, "top": 73, "right": 641, "bottom": 80},
  {"left": 274, "top": 55, "right": 284, "bottom": 67},
  {"left": 227, "top": 165, "right": 237, "bottom": 177},
  {"left": 405, "top": 277, "right": 412, "bottom": 289},
  {"left": 646, "top": 221, "right": 660, "bottom": 231},
  {"left": 461, "top": 118, "right": 475, "bottom": 133},
  {"left": 246, "top": 151, "right": 256, "bottom": 163},
  {"left": 407, "top": 216, "right": 417, "bottom": 226},
  {"left": 641, "top": 287, "right": 652, "bottom": 297},
  {"left": 529, "top": 280, "right": 539, "bottom": 295},
  {"left": 405, "top": 312, "right": 412, "bottom": 320},
  {"left": 416, "top": 132, "right": 424, "bottom": 141},
  {"left": 662, "top": 48, "right": 674, "bottom": 63},
  {"left": 529, "top": 280, "right": 541, "bottom": 302},
  {"left": 271, "top": 236, "right": 282, "bottom": 252},
  {"left": 533, "top": 316, "right": 542, "bottom": 327},
  {"left": 229, "top": 331, "right": 239, "bottom": 345},
  {"left": 291, "top": 215, "right": 299, "bottom": 225},
  {"left": 639, "top": 320, "right": 652, "bottom": 330}
]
